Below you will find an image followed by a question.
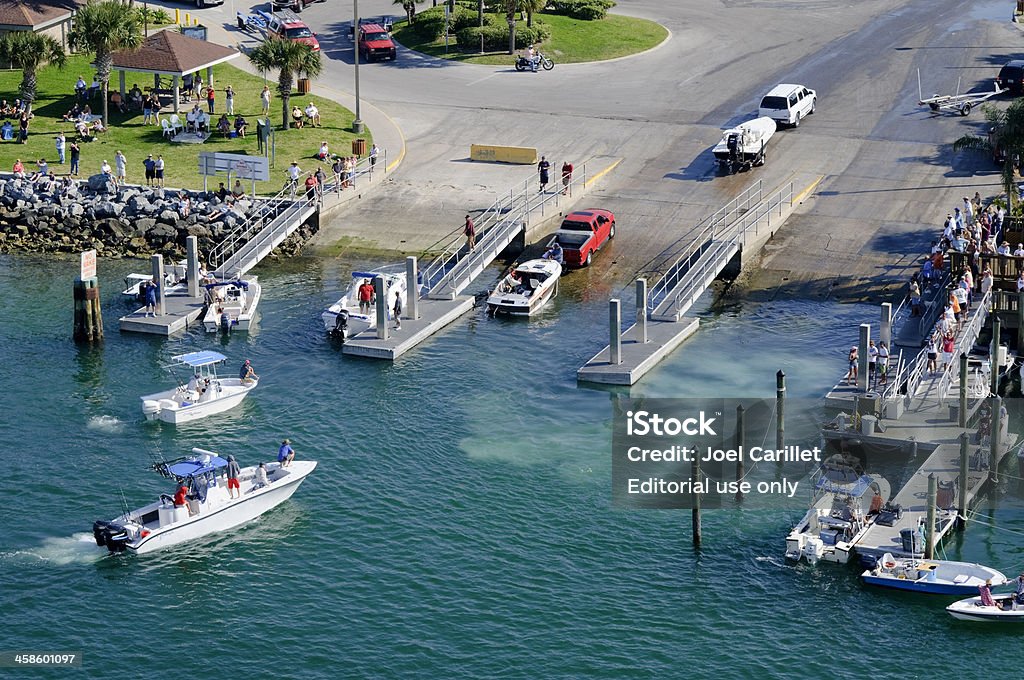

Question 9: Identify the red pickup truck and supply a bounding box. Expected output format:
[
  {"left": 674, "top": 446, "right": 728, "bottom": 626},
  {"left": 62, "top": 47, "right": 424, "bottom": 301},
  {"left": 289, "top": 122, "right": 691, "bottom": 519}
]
[{"left": 549, "top": 209, "right": 616, "bottom": 268}]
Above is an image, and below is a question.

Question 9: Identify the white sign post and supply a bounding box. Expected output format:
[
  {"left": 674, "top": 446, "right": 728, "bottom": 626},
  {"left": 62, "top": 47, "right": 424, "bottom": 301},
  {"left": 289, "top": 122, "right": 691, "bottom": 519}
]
[{"left": 80, "top": 249, "right": 97, "bottom": 280}]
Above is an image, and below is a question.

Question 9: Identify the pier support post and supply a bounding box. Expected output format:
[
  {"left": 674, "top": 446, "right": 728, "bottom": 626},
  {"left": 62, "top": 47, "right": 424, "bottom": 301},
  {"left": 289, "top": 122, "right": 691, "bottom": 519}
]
[
  {"left": 776, "top": 370, "right": 786, "bottom": 452},
  {"left": 635, "top": 279, "right": 648, "bottom": 344},
  {"left": 186, "top": 236, "right": 200, "bottom": 298},
  {"left": 374, "top": 276, "right": 390, "bottom": 341},
  {"left": 925, "top": 473, "right": 937, "bottom": 559},
  {"left": 72, "top": 277, "right": 103, "bottom": 342},
  {"left": 1018, "top": 292, "right": 1024, "bottom": 349},
  {"left": 958, "top": 432, "right": 969, "bottom": 530},
  {"left": 609, "top": 299, "right": 622, "bottom": 365},
  {"left": 151, "top": 254, "right": 165, "bottom": 316},
  {"left": 991, "top": 315, "right": 1001, "bottom": 398},
  {"left": 959, "top": 353, "right": 968, "bottom": 428},
  {"left": 990, "top": 395, "right": 1002, "bottom": 484},
  {"left": 691, "top": 456, "right": 701, "bottom": 549},
  {"left": 735, "top": 404, "right": 745, "bottom": 503},
  {"left": 858, "top": 324, "right": 870, "bottom": 392},
  {"left": 406, "top": 256, "right": 419, "bottom": 321},
  {"left": 880, "top": 302, "right": 892, "bottom": 349}
]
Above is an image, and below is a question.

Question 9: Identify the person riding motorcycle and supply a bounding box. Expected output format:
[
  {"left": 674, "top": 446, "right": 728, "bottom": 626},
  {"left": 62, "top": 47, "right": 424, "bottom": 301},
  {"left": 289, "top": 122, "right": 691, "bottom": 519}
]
[{"left": 525, "top": 45, "right": 538, "bottom": 72}]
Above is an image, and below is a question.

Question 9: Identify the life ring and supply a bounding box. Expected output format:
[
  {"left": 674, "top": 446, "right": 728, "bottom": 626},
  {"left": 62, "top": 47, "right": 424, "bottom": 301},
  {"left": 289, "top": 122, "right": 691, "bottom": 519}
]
[{"left": 884, "top": 561, "right": 896, "bottom": 568}]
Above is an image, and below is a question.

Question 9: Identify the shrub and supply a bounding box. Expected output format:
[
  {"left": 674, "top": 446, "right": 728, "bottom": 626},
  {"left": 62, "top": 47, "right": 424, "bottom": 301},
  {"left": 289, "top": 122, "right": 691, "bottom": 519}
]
[
  {"left": 456, "top": 23, "right": 550, "bottom": 51},
  {"left": 412, "top": 7, "right": 447, "bottom": 41},
  {"left": 452, "top": 7, "right": 494, "bottom": 33},
  {"left": 549, "top": 0, "right": 615, "bottom": 20}
]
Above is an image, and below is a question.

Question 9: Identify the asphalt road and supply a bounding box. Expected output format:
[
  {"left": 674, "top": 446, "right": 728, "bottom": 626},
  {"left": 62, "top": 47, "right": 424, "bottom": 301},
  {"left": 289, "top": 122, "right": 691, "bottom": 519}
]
[{"left": 166, "top": 0, "right": 1020, "bottom": 299}]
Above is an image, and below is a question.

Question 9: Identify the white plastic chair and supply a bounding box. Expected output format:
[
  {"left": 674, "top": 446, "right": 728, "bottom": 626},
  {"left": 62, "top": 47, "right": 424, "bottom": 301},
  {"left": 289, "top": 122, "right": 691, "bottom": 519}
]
[
  {"left": 169, "top": 114, "right": 184, "bottom": 134},
  {"left": 161, "top": 118, "right": 174, "bottom": 139}
]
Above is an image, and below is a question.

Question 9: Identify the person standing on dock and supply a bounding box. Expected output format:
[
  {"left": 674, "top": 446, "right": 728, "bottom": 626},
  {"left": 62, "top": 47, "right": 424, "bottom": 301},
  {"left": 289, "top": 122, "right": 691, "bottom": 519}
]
[
  {"left": 464, "top": 214, "right": 476, "bottom": 251},
  {"left": 393, "top": 290, "right": 402, "bottom": 331},
  {"left": 878, "top": 342, "right": 889, "bottom": 385},
  {"left": 845, "top": 345, "right": 858, "bottom": 386},
  {"left": 867, "top": 340, "right": 877, "bottom": 385},
  {"left": 143, "top": 280, "right": 158, "bottom": 317},
  {"left": 358, "top": 279, "right": 374, "bottom": 314}
]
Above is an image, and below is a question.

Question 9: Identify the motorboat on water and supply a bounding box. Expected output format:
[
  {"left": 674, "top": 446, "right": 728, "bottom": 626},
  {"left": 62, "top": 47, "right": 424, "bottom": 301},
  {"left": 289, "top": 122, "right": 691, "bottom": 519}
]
[
  {"left": 202, "top": 276, "right": 261, "bottom": 333},
  {"left": 862, "top": 552, "right": 1007, "bottom": 595},
  {"left": 92, "top": 448, "right": 316, "bottom": 555},
  {"left": 947, "top": 593, "right": 1024, "bottom": 621},
  {"left": 785, "top": 456, "right": 891, "bottom": 565},
  {"left": 322, "top": 265, "right": 409, "bottom": 340},
  {"left": 141, "top": 350, "right": 257, "bottom": 424},
  {"left": 713, "top": 116, "right": 776, "bottom": 173},
  {"left": 486, "top": 259, "right": 562, "bottom": 316},
  {"left": 121, "top": 260, "right": 187, "bottom": 301}
]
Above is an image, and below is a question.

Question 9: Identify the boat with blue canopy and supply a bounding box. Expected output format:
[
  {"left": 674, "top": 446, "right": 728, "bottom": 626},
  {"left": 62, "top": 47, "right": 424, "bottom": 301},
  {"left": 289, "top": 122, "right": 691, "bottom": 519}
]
[
  {"left": 92, "top": 447, "right": 317, "bottom": 555},
  {"left": 141, "top": 350, "right": 258, "bottom": 424},
  {"left": 322, "top": 265, "right": 409, "bottom": 340}
]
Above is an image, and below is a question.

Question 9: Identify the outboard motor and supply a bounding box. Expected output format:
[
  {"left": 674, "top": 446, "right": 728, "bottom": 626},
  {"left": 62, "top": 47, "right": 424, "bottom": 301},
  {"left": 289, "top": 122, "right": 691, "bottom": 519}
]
[
  {"left": 92, "top": 520, "right": 130, "bottom": 553},
  {"left": 220, "top": 310, "right": 232, "bottom": 334},
  {"left": 330, "top": 310, "right": 349, "bottom": 341},
  {"left": 726, "top": 134, "right": 740, "bottom": 164}
]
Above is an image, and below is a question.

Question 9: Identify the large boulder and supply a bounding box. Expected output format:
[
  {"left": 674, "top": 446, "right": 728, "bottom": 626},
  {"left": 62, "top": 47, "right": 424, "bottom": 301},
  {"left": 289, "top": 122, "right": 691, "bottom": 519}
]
[
  {"left": 94, "top": 201, "right": 123, "bottom": 219},
  {"left": 147, "top": 222, "right": 177, "bottom": 239},
  {"left": 86, "top": 174, "right": 117, "bottom": 194},
  {"left": 158, "top": 210, "right": 180, "bottom": 225},
  {"left": 133, "top": 217, "right": 156, "bottom": 235}
]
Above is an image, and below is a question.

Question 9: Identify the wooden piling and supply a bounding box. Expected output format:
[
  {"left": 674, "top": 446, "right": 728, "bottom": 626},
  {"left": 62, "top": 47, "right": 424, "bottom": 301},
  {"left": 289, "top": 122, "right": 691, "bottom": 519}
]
[
  {"left": 959, "top": 353, "right": 968, "bottom": 428},
  {"left": 776, "top": 370, "right": 785, "bottom": 452},
  {"left": 958, "top": 432, "right": 969, "bottom": 530},
  {"left": 691, "top": 456, "right": 701, "bottom": 548},
  {"left": 72, "top": 277, "right": 103, "bottom": 342},
  {"left": 925, "top": 473, "right": 937, "bottom": 559},
  {"left": 735, "top": 404, "right": 745, "bottom": 503}
]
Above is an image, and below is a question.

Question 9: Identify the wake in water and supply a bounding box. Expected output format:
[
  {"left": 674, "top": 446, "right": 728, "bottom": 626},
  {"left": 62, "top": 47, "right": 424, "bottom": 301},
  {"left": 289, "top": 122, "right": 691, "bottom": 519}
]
[
  {"left": 87, "top": 415, "right": 125, "bottom": 434},
  {"left": 1, "top": 534, "right": 106, "bottom": 566}
]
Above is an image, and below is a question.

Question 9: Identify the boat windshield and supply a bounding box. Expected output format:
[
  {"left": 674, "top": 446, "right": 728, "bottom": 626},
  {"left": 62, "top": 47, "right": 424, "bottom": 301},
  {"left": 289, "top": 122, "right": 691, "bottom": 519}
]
[{"left": 760, "top": 95, "right": 788, "bottom": 110}]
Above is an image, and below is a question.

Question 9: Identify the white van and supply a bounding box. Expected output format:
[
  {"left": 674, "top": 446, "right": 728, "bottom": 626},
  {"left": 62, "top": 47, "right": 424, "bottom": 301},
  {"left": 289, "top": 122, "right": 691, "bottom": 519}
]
[{"left": 758, "top": 84, "right": 816, "bottom": 128}]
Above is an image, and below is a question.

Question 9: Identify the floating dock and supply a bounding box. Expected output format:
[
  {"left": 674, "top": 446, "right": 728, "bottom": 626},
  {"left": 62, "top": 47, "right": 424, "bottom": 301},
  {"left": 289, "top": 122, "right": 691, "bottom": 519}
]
[
  {"left": 118, "top": 290, "right": 206, "bottom": 336},
  {"left": 341, "top": 297, "right": 475, "bottom": 360}
]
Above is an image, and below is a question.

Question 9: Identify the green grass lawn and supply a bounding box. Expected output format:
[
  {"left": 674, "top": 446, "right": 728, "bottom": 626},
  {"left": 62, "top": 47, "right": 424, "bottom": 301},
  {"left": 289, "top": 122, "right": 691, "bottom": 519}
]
[
  {"left": 392, "top": 11, "right": 667, "bottom": 65},
  {"left": 0, "top": 53, "right": 370, "bottom": 195}
]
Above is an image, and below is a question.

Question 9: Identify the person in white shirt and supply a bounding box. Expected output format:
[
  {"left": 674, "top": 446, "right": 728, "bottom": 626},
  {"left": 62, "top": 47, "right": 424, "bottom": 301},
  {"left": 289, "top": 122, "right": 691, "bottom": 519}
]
[
  {"left": 1014, "top": 244, "right": 1024, "bottom": 257},
  {"left": 304, "top": 102, "right": 320, "bottom": 127}
]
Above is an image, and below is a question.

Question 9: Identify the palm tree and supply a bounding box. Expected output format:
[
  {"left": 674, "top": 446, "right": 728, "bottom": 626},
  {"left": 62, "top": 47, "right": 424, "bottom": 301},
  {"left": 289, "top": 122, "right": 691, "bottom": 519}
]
[
  {"left": 0, "top": 32, "right": 67, "bottom": 115},
  {"left": 503, "top": 0, "right": 517, "bottom": 54},
  {"left": 393, "top": 0, "right": 421, "bottom": 24},
  {"left": 523, "top": 0, "right": 545, "bottom": 28},
  {"left": 68, "top": 0, "right": 143, "bottom": 126},
  {"left": 247, "top": 40, "right": 322, "bottom": 131},
  {"left": 954, "top": 100, "right": 1024, "bottom": 210}
]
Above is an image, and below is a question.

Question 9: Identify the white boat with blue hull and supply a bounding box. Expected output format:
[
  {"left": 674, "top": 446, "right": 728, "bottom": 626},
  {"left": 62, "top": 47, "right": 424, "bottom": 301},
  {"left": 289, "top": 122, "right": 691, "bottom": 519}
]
[
  {"left": 785, "top": 458, "right": 890, "bottom": 564},
  {"left": 141, "top": 351, "right": 257, "bottom": 424},
  {"left": 862, "top": 552, "right": 1007, "bottom": 595},
  {"left": 92, "top": 448, "right": 317, "bottom": 555}
]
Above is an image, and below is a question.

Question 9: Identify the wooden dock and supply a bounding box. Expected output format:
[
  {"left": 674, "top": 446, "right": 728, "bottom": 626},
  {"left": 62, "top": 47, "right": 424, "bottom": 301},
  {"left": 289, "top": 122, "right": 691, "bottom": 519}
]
[{"left": 118, "top": 291, "right": 205, "bottom": 336}]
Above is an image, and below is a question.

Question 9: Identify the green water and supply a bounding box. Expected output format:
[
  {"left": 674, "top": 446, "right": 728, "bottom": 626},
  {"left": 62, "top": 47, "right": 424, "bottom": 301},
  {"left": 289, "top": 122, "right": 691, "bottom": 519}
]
[{"left": 2, "top": 253, "right": 1022, "bottom": 679}]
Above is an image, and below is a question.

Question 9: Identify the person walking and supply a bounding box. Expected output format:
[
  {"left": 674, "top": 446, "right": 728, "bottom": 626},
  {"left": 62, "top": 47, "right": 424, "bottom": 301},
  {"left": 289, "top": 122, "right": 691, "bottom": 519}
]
[
  {"left": 114, "top": 150, "right": 126, "bottom": 184},
  {"left": 261, "top": 86, "right": 271, "bottom": 115},
  {"left": 55, "top": 132, "right": 66, "bottom": 164},
  {"left": 538, "top": 155, "right": 550, "bottom": 192},
  {"left": 69, "top": 141, "right": 80, "bottom": 176},
  {"left": 369, "top": 143, "right": 379, "bottom": 172},
  {"left": 154, "top": 154, "right": 165, "bottom": 187},
  {"left": 225, "top": 85, "right": 234, "bottom": 116},
  {"left": 464, "top": 214, "right": 476, "bottom": 251},
  {"left": 561, "top": 160, "right": 573, "bottom": 195}
]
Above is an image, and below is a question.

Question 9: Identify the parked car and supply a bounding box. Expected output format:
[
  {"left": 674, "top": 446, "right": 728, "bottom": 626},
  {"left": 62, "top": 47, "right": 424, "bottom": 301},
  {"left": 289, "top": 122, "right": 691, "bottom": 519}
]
[
  {"left": 758, "top": 83, "right": 816, "bottom": 128},
  {"left": 549, "top": 209, "right": 616, "bottom": 268},
  {"left": 358, "top": 23, "right": 397, "bottom": 62},
  {"left": 273, "top": 0, "right": 324, "bottom": 12},
  {"left": 997, "top": 60, "right": 1024, "bottom": 96}
]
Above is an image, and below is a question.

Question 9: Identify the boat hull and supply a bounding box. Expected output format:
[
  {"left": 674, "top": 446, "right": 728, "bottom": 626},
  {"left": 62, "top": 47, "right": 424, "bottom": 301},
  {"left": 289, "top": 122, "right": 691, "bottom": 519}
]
[
  {"left": 487, "top": 283, "right": 556, "bottom": 316},
  {"left": 862, "top": 573, "right": 991, "bottom": 595},
  {"left": 126, "top": 461, "right": 316, "bottom": 554},
  {"left": 861, "top": 557, "right": 1006, "bottom": 595},
  {"left": 947, "top": 595, "right": 1024, "bottom": 621},
  {"left": 141, "top": 378, "right": 256, "bottom": 425}
]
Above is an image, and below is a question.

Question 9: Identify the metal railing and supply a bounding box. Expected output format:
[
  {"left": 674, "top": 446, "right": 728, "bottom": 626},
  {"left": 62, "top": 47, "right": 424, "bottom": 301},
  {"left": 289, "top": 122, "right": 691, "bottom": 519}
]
[
  {"left": 421, "top": 160, "right": 591, "bottom": 298},
  {"left": 648, "top": 181, "right": 794, "bottom": 320},
  {"left": 937, "top": 288, "right": 992, "bottom": 403}
]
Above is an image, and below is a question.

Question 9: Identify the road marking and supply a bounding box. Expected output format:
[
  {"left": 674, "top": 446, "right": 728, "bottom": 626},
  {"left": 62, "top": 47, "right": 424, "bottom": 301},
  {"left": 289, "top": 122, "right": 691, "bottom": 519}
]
[
  {"left": 794, "top": 175, "right": 825, "bottom": 203},
  {"left": 584, "top": 158, "right": 623, "bottom": 188},
  {"left": 466, "top": 72, "right": 500, "bottom": 86}
]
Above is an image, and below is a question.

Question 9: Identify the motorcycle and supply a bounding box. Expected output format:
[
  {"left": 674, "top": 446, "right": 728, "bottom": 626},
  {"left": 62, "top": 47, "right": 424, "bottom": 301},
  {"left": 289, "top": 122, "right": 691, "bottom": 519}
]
[{"left": 514, "top": 52, "right": 554, "bottom": 72}]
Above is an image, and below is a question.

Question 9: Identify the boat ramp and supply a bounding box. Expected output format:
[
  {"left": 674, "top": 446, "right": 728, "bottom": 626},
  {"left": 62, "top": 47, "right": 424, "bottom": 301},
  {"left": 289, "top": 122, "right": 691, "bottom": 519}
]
[{"left": 577, "top": 174, "right": 824, "bottom": 385}]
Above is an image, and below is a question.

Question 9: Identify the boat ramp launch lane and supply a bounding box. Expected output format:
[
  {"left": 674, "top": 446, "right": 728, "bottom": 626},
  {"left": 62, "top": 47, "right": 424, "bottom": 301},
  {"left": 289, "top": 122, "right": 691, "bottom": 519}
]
[{"left": 341, "top": 297, "right": 475, "bottom": 360}]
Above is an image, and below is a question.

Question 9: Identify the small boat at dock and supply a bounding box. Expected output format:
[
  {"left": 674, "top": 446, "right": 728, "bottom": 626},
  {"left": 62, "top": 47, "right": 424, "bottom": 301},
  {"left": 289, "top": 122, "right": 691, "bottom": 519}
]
[
  {"left": 202, "top": 277, "right": 261, "bottom": 333},
  {"left": 322, "top": 265, "right": 408, "bottom": 340},
  {"left": 92, "top": 447, "right": 316, "bottom": 555},
  {"left": 486, "top": 259, "right": 561, "bottom": 316},
  {"left": 947, "top": 593, "right": 1024, "bottom": 621},
  {"left": 121, "top": 260, "right": 187, "bottom": 301},
  {"left": 141, "top": 350, "right": 257, "bottom": 424},
  {"left": 785, "top": 457, "right": 890, "bottom": 564},
  {"left": 862, "top": 553, "right": 1007, "bottom": 595}
]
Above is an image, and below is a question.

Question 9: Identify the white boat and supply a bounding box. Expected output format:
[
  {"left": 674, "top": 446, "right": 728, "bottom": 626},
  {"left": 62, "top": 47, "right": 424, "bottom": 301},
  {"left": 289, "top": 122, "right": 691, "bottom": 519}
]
[
  {"left": 947, "top": 593, "right": 1024, "bottom": 621},
  {"left": 322, "top": 265, "right": 408, "bottom": 340},
  {"left": 785, "top": 457, "right": 891, "bottom": 564},
  {"left": 486, "top": 259, "right": 562, "bottom": 316},
  {"left": 712, "top": 116, "right": 776, "bottom": 172},
  {"left": 141, "top": 350, "right": 257, "bottom": 424},
  {"left": 92, "top": 447, "right": 316, "bottom": 555},
  {"left": 202, "top": 276, "right": 261, "bottom": 333},
  {"left": 120, "top": 261, "right": 187, "bottom": 301},
  {"left": 862, "top": 553, "right": 1007, "bottom": 594}
]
